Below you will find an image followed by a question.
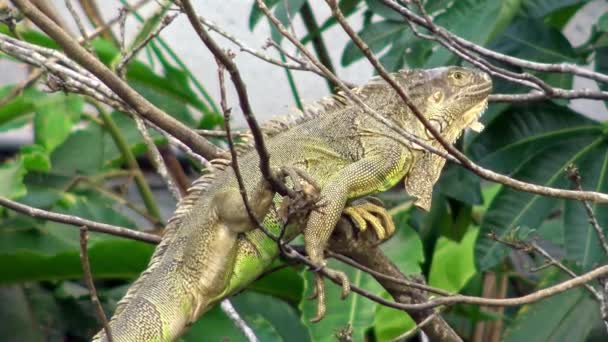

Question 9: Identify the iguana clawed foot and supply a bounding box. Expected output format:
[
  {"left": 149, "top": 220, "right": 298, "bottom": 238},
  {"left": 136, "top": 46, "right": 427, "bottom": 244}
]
[
  {"left": 309, "top": 265, "right": 351, "bottom": 323},
  {"left": 342, "top": 197, "right": 395, "bottom": 242}
]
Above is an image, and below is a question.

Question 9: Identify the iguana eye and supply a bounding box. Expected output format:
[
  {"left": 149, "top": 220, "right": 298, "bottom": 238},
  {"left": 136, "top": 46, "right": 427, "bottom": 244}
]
[{"left": 450, "top": 70, "right": 468, "bottom": 85}]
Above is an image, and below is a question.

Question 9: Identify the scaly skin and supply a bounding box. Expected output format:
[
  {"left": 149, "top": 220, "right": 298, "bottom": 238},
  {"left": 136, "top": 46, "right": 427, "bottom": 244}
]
[{"left": 93, "top": 67, "right": 492, "bottom": 341}]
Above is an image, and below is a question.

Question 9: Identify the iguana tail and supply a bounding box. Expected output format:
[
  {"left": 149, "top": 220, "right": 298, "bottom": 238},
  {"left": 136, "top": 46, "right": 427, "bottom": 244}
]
[{"left": 93, "top": 163, "right": 239, "bottom": 342}]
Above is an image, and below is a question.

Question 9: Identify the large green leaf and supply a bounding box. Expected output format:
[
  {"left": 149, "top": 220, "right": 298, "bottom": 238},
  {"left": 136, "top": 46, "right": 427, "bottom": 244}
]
[
  {"left": 33, "top": 94, "right": 84, "bottom": 153},
  {"left": 504, "top": 274, "right": 601, "bottom": 341},
  {"left": 184, "top": 301, "right": 282, "bottom": 342},
  {"left": 0, "top": 86, "right": 42, "bottom": 131},
  {"left": 429, "top": 226, "right": 479, "bottom": 292},
  {"left": 51, "top": 123, "right": 105, "bottom": 175},
  {"left": 341, "top": 20, "right": 409, "bottom": 66},
  {"left": 300, "top": 259, "right": 380, "bottom": 342},
  {"left": 490, "top": 17, "right": 581, "bottom": 64},
  {"left": 563, "top": 143, "right": 608, "bottom": 270},
  {"left": 471, "top": 104, "right": 604, "bottom": 270},
  {"left": 520, "top": 0, "right": 585, "bottom": 19},
  {"left": 0, "top": 194, "right": 153, "bottom": 283},
  {"left": 425, "top": 0, "right": 516, "bottom": 67},
  {"left": 0, "top": 158, "right": 27, "bottom": 199}
]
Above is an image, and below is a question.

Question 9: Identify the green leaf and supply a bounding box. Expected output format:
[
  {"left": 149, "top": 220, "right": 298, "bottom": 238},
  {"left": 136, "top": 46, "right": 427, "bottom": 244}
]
[
  {"left": 504, "top": 281, "right": 600, "bottom": 341},
  {"left": 382, "top": 212, "right": 425, "bottom": 275},
  {"left": 563, "top": 143, "right": 608, "bottom": 270},
  {"left": 184, "top": 299, "right": 283, "bottom": 342},
  {"left": 0, "top": 158, "right": 27, "bottom": 199},
  {"left": 341, "top": 20, "right": 408, "bottom": 66},
  {"left": 0, "top": 85, "right": 42, "bottom": 130},
  {"left": 473, "top": 104, "right": 604, "bottom": 270},
  {"left": 20, "top": 144, "right": 51, "bottom": 172},
  {"left": 249, "top": 265, "right": 304, "bottom": 304},
  {"left": 249, "top": 0, "right": 281, "bottom": 30},
  {"left": 521, "top": 0, "right": 585, "bottom": 19},
  {"left": 373, "top": 291, "right": 415, "bottom": 341},
  {"left": 425, "top": 0, "right": 508, "bottom": 67},
  {"left": 51, "top": 123, "right": 105, "bottom": 175},
  {"left": 365, "top": 0, "right": 404, "bottom": 21},
  {"left": 599, "top": 12, "right": 608, "bottom": 32},
  {"left": 489, "top": 17, "right": 581, "bottom": 64},
  {"left": 0, "top": 286, "right": 45, "bottom": 341},
  {"left": 33, "top": 94, "right": 84, "bottom": 152},
  {"left": 232, "top": 291, "right": 311, "bottom": 342},
  {"left": 0, "top": 194, "right": 153, "bottom": 283},
  {"left": 438, "top": 165, "right": 482, "bottom": 205},
  {"left": 429, "top": 226, "right": 478, "bottom": 292},
  {"left": 300, "top": 260, "right": 380, "bottom": 342}
]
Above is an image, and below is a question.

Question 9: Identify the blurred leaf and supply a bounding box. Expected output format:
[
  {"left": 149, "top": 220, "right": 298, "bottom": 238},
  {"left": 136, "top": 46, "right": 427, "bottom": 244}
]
[
  {"left": 184, "top": 301, "right": 282, "bottom": 342},
  {"left": 365, "top": 0, "right": 404, "bottom": 21},
  {"left": 300, "top": 260, "right": 380, "bottom": 342},
  {"left": 521, "top": 0, "right": 585, "bottom": 18},
  {"left": 249, "top": 0, "right": 281, "bottom": 30},
  {"left": 490, "top": 17, "right": 581, "bottom": 64},
  {"left": 563, "top": 144, "right": 608, "bottom": 270},
  {"left": 0, "top": 158, "right": 27, "bottom": 199},
  {"left": 342, "top": 20, "right": 408, "bottom": 66},
  {"left": 232, "top": 291, "right": 311, "bottom": 342},
  {"left": 0, "top": 286, "right": 44, "bottom": 341},
  {"left": 0, "top": 195, "right": 154, "bottom": 283},
  {"left": 20, "top": 144, "right": 51, "bottom": 172},
  {"left": 472, "top": 104, "right": 604, "bottom": 270},
  {"left": 382, "top": 211, "right": 425, "bottom": 275},
  {"left": 0, "top": 85, "right": 42, "bottom": 130},
  {"left": 373, "top": 291, "right": 415, "bottom": 341},
  {"left": 438, "top": 165, "right": 482, "bottom": 205},
  {"left": 504, "top": 281, "right": 600, "bottom": 341},
  {"left": 51, "top": 123, "right": 105, "bottom": 175},
  {"left": 33, "top": 94, "right": 83, "bottom": 153},
  {"left": 425, "top": 0, "right": 511, "bottom": 66},
  {"left": 599, "top": 12, "right": 608, "bottom": 32},
  {"left": 249, "top": 265, "right": 304, "bottom": 304},
  {"left": 429, "top": 226, "right": 478, "bottom": 292}
]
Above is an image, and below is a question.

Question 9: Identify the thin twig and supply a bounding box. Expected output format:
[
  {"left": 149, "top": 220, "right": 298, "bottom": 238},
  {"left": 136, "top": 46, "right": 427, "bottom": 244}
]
[
  {"left": 566, "top": 165, "right": 608, "bottom": 256},
  {"left": 220, "top": 300, "right": 259, "bottom": 342},
  {"left": 531, "top": 242, "right": 601, "bottom": 300},
  {"left": 133, "top": 115, "right": 183, "bottom": 201},
  {"left": 116, "top": 12, "right": 179, "bottom": 77},
  {"left": 0, "top": 196, "right": 160, "bottom": 244},
  {"left": 179, "top": 0, "right": 292, "bottom": 197},
  {"left": 79, "top": 227, "right": 113, "bottom": 342},
  {"left": 392, "top": 309, "right": 444, "bottom": 341},
  {"left": 64, "top": 0, "right": 93, "bottom": 51}
]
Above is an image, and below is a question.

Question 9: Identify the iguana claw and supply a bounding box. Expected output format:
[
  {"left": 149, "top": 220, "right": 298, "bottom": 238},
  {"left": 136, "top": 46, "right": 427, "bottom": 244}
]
[
  {"left": 342, "top": 198, "right": 395, "bottom": 241},
  {"left": 310, "top": 266, "right": 351, "bottom": 323}
]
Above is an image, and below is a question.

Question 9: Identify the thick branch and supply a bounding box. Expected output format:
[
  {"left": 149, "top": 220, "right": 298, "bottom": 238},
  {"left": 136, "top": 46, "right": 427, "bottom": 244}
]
[{"left": 11, "top": 0, "right": 224, "bottom": 161}]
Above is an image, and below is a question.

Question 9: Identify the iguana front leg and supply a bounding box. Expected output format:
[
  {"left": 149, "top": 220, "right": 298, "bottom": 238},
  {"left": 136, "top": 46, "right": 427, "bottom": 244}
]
[{"left": 304, "top": 148, "right": 411, "bottom": 321}]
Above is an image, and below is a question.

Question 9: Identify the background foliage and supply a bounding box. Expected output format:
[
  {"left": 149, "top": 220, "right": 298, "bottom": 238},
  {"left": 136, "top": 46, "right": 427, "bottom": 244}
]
[{"left": 1, "top": 0, "right": 608, "bottom": 341}]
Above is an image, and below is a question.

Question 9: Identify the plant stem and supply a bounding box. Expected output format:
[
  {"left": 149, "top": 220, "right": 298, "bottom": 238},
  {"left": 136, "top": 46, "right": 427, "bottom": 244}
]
[
  {"left": 93, "top": 101, "right": 163, "bottom": 224},
  {"left": 300, "top": 2, "right": 335, "bottom": 92}
]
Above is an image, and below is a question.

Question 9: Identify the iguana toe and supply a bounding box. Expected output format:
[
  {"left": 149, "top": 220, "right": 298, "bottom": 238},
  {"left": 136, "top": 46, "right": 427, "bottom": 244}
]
[
  {"left": 309, "top": 266, "right": 350, "bottom": 323},
  {"left": 342, "top": 199, "right": 395, "bottom": 241}
]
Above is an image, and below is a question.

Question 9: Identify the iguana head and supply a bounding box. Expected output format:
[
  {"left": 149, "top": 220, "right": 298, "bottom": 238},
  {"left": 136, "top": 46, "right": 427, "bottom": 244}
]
[{"left": 399, "top": 66, "right": 492, "bottom": 143}]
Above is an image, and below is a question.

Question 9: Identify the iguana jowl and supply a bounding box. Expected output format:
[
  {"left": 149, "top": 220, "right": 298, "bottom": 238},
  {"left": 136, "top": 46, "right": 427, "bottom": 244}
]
[{"left": 93, "top": 66, "right": 492, "bottom": 341}]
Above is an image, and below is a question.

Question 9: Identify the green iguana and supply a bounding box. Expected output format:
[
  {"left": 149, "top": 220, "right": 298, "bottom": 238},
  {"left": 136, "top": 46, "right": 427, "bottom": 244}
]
[{"left": 93, "top": 66, "right": 492, "bottom": 341}]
